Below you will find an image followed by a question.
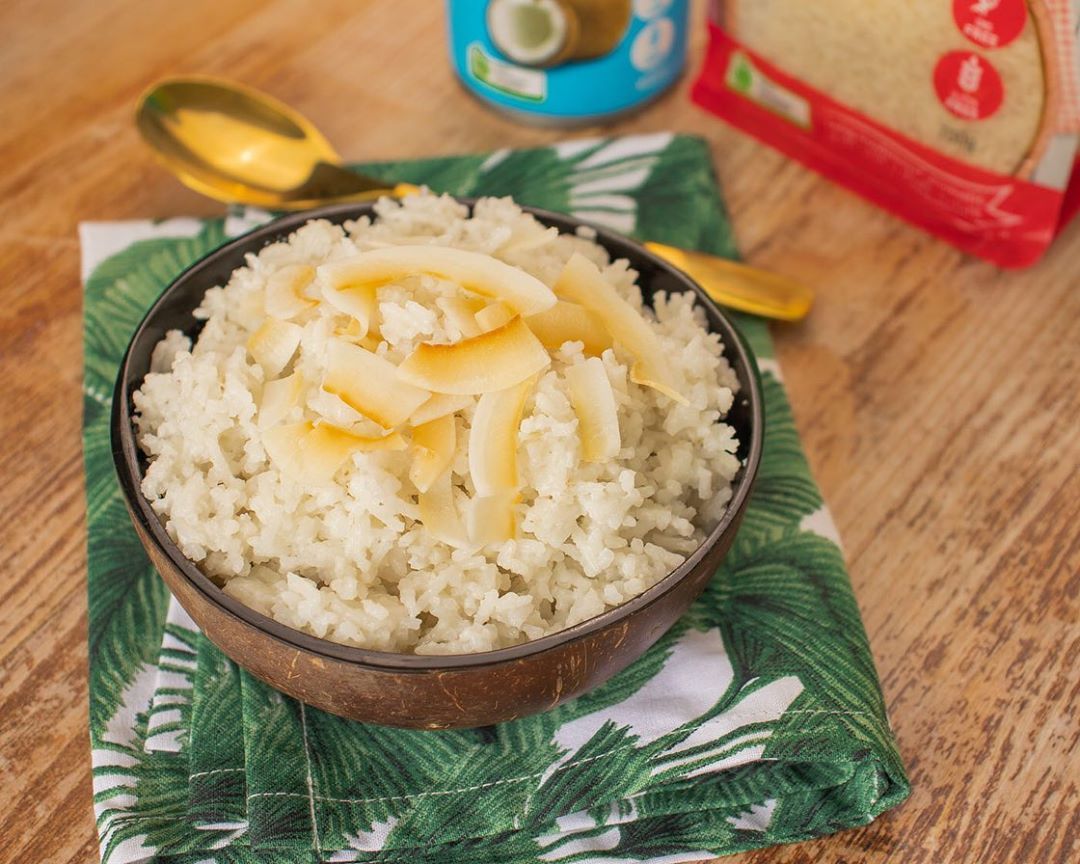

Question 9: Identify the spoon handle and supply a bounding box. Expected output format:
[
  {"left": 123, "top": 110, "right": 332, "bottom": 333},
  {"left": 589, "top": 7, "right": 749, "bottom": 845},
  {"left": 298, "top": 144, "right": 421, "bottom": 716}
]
[{"left": 643, "top": 242, "right": 813, "bottom": 322}]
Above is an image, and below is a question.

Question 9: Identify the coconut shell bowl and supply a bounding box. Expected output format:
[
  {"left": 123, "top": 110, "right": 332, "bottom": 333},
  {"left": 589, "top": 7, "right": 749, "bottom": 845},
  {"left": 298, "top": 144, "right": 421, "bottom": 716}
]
[{"left": 111, "top": 200, "right": 763, "bottom": 729}]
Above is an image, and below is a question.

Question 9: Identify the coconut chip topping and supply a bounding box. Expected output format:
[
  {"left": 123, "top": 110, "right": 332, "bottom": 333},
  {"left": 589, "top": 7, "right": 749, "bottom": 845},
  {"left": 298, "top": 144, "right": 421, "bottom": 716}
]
[{"left": 247, "top": 244, "right": 682, "bottom": 546}]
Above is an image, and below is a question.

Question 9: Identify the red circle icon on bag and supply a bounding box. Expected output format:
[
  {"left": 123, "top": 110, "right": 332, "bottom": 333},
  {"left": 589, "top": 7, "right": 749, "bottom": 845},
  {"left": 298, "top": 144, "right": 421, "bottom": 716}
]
[
  {"left": 934, "top": 51, "right": 1004, "bottom": 120},
  {"left": 953, "top": 0, "right": 1028, "bottom": 49}
]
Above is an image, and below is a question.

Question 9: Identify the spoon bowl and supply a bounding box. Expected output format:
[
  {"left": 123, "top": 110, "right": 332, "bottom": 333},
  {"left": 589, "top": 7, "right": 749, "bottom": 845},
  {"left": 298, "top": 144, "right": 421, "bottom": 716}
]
[{"left": 136, "top": 77, "right": 411, "bottom": 208}]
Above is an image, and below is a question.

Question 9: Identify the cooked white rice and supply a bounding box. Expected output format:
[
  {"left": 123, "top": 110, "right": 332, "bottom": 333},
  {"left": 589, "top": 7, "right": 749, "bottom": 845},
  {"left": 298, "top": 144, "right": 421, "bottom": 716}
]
[{"left": 134, "top": 193, "right": 741, "bottom": 655}]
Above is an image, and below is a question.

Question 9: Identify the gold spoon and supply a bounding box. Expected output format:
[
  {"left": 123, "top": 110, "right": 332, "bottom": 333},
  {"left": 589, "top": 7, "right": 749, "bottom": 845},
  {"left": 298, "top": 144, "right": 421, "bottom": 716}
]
[{"left": 136, "top": 76, "right": 812, "bottom": 321}]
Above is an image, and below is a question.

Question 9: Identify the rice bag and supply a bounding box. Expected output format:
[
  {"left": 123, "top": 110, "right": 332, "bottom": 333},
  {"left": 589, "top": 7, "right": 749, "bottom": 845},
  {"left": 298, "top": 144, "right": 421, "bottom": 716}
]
[{"left": 692, "top": 0, "right": 1080, "bottom": 267}]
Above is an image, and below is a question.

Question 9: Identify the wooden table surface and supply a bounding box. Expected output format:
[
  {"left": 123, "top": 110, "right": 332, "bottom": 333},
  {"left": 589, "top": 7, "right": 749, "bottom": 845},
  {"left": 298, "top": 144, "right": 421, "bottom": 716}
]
[{"left": 1, "top": 1, "right": 1077, "bottom": 862}]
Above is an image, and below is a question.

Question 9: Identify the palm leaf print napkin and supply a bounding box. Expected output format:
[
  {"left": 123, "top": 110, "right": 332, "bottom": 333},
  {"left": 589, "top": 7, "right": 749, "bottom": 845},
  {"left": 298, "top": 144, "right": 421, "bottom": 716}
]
[{"left": 82, "top": 133, "right": 909, "bottom": 864}]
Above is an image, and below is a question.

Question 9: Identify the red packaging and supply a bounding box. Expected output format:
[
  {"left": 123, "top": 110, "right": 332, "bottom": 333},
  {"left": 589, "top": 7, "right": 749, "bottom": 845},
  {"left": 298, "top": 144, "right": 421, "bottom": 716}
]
[{"left": 692, "top": 0, "right": 1080, "bottom": 268}]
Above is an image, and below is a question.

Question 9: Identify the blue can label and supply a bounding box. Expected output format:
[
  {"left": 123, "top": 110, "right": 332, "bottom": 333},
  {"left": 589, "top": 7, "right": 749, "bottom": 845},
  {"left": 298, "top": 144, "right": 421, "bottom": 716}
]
[{"left": 446, "top": 0, "right": 689, "bottom": 120}]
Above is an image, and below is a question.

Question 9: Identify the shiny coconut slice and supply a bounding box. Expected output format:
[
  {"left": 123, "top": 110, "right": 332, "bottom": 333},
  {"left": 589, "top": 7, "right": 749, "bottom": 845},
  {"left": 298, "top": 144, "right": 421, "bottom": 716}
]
[
  {"left": 500, "top": 222, "right": 558, "bottom": 255},
  {"left": 333, "top": 318, "right": 381, "bottom": 352},
  {"left": 258, "top": 371, "right": 304, "bottom": 430},
  {"left": 409, "top": 392, "right": 474, "bottom": 426},
  {"left": 417, "top": 469, "right": 468, "bottom": 547},
  {"left": 468, "top": 489, "right": 520, "bottom": 546},
  {"left": 262, "top": 421, "right": 405, "bottom": 485},
  {"left": 397, "top": 316, "right": 550, "bottom": 395},
  {"left": 436, "top": 295, "right": 485, "bottom": 339},
  {"left": 335, "top": 318, "right": 363, "bottom": 340},
  {"left": 554, "top": 254, "right": 686, "bottom": 404},
  {"left": 469, "top": 377, "right": 533, "bottom": 496},
  {"left": 565, "top": 358, "right": 621, "bottom": 462},
  {"left": 261, "top": 422, "right": 311, "bottom": 479},
  {"left": 265, "top": 264, "right": 317, "bottom": 320},
  {"left": 247, "top": 318, "right": 302, "bottom": 378},
  {"left": 317, "top": 246, "right": 557, "bottom": 316},
  {"left": 410, "top": 413, "right": 456, "bottom": 493},
  {"left": 475, "top": 302, "right": 514, "bottom": 333},
  {"left": 322, "top": 339, "right": 430, "bottom": 429},
  {"left": 309, "top": 423, "right": 405, "bottom": 479},
  {"left": 320, "top": 279, "right": 378, "bottom": 338},
  {"left": 525, "top": 299, "right": 613, "bottom": 356}
]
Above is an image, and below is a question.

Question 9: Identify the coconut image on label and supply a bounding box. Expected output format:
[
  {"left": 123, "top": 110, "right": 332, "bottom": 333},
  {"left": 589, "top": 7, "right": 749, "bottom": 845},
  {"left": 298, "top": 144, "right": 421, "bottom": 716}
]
[{"left": 486, "top": 0, "right": 632, "bottom": 68}]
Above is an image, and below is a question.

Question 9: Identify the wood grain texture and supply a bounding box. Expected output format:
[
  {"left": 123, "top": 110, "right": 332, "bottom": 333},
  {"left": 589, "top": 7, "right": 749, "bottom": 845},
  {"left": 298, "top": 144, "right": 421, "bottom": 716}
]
[{"left": 0, "top": 0, "right": 1076, "bottom": 861}]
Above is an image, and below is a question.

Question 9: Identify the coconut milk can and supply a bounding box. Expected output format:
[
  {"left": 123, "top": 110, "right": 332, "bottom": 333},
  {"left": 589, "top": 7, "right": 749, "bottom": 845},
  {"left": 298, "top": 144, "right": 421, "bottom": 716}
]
[{"left": 446, "top": 0, "right": 689, "bottom": 125}]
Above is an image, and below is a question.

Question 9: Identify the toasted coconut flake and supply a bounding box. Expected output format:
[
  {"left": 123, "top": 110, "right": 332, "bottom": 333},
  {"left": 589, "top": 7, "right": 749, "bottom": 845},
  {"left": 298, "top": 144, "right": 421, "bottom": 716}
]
[
  {"left": 334, "top": 318, "right": 382, "bottom": 352},
  {"left": 265, "top": 264, "right": 316, "bottom": 320},
  {"left": 258, "top": 372, "right": 304, "bottom": 430},
  {"left": 417, "top": 469, "right": 468, "bottom": 547},
  {"left": 261, "top": 422, "right": 309, "bottom": 478},
  {"left": 435, "top": 295, "right": 484, "bottom": 339},
  {"left": 247, "top": 318, "right": 302, "bottom": 378},
  {"left": 302, "top": 424, "right": 405, "bottom": 483},
  {"left": 336, "top": 318, "right": 363, "bottom": 339},
  {"left": 566, "top": 358, "right": 621, "bottom": 462},
  {"left": 315, "top": 423, "right": 406, "bottom": 451},
  {"left": 525, "top": 300, "right": 613, "bottom": 356},
  {"left": 305, "top": 422, "right": 405, "bottom": 473},
  {"left": 357, "top": 333, "right": 383, "bottom": 352},
  {"left": 469, "top": 377, "right": 533, "bottom": 496},
  {"left": 397, "top": 316, "right": 550, "bottom": 395},
  {"left": 322, "top": 339, "right": 430, "bottom": 429},
  {"left": 501, "top": 223, "right": 557, "bottom": 254},
  {"left": 410, "top": 414, "right": 456, "bottom": 493},
  {"left": 409, "top": 392, "right": 473, "bottom": 426},
  {"left": 475, "top": 302, "right": 514, "bottom": 333},
  {"left": 321, "top": 281, "right": 378, "bottom": 337},
  {"left": 554, "top": 253, "right": 686, "bottom": 404},
  {"left": 468, "top": 489, "right": 519, "bottom": 546},
  {"left": 318, "top": 246, "right": 557, "bottom": 315},
  {"left": 263, "top": 421, "right": 405, "bottom": 484}
]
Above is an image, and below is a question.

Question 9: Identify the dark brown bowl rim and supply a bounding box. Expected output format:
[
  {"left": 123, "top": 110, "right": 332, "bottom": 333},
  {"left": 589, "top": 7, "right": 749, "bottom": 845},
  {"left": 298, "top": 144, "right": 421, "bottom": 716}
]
[{"left": 112, "top": 199, "right": 763, "bottom": 673}]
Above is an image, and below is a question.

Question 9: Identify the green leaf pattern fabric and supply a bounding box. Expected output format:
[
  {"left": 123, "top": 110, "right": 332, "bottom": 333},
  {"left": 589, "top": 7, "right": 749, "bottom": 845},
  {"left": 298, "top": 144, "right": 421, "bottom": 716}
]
[{"left": 81, "top": 134, "right": 908, "bottom": 864}]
